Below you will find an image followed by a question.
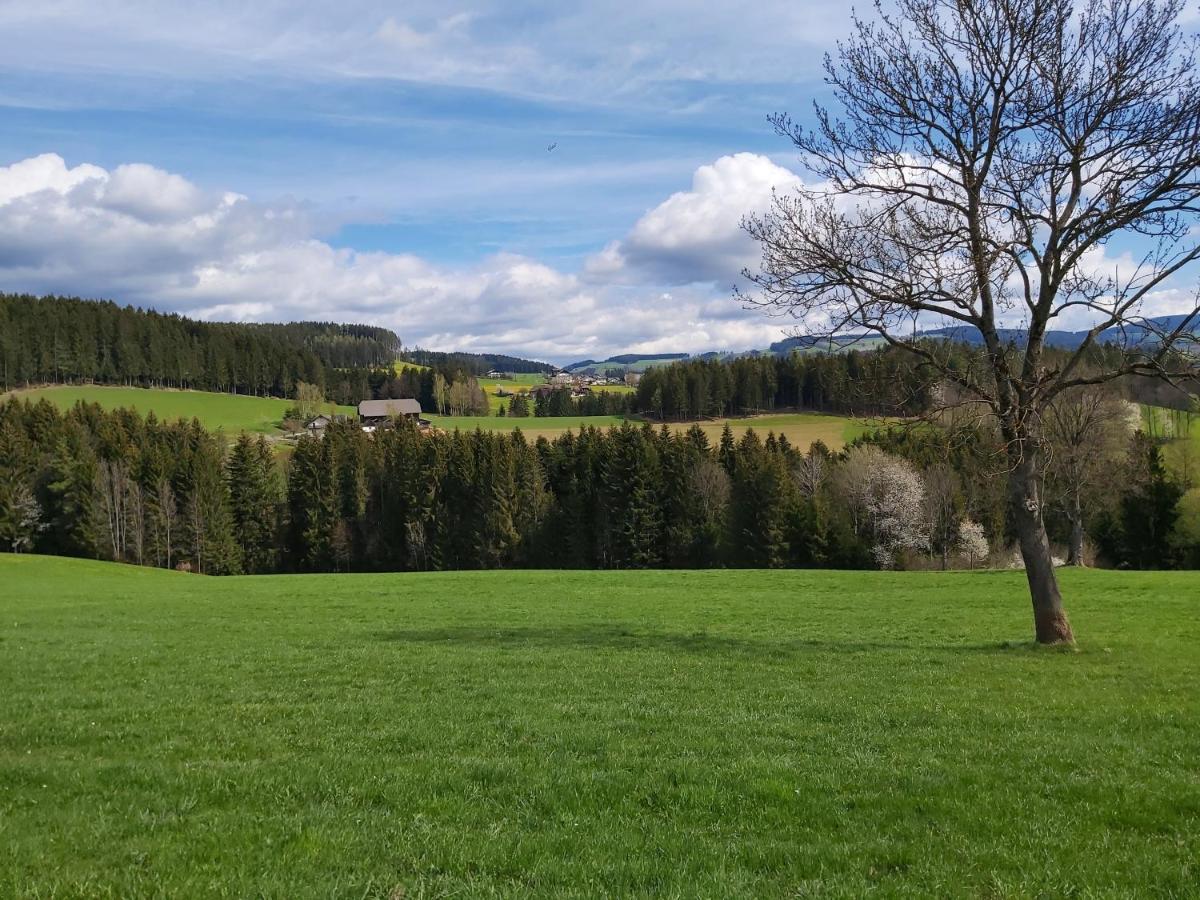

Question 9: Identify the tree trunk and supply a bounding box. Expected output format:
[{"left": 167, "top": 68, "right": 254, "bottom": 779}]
[
  {"left": 1008, "top": 457, "right": 1075, "bottom": 645},
  {"left": 1066, "top": 492, "right": 1085, "bottom": 567}
]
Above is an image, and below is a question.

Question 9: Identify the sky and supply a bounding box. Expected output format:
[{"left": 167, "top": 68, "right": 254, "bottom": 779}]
[
  {"left": 0, "top": 1, "right": 863, "bottom": 364},
  {"left": 0, "top": 2, "right": 1196, "bottom": 365}
]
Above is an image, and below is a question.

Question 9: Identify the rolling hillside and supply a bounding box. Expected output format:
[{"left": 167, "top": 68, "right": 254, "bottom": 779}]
[{"left": 2, "top": 385, "right": 355, "bottom": 434}]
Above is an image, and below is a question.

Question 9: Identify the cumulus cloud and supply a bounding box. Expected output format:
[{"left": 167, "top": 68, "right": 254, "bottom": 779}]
[
  {"left": 0, "top": 152, "right": 787, "bottom": 362},
  {"left": 585, "top": 152, "right": 802, "bottom": 285}
]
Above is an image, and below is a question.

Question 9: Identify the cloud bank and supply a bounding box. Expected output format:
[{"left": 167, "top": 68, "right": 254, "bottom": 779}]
[{"left": 0, "top": 152, "right": 794, "bottom": 362}]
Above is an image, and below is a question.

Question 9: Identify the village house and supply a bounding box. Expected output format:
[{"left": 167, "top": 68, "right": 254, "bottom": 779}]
[
  {"left": 303, "top": 413, "right": 352, "bottom": 437},
  {"left": 357, "top": 398, "right": 425, "bottom": 433},
  {"left": 305, "top": 414, "right": 333, "bottom": 436},
  {"left": 550, "top": 372, "right": 574, "bottom": 386}
]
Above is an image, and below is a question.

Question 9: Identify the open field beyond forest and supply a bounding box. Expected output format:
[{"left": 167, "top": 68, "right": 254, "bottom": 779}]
[
  {"left": 1, "top": 385, "right": 356, "bottom": 435},
  {"left": 430, "top": 411, "right": 871, "bottom": 449},
  {"left": 1143, "top": 403, "right": 1200, "bottom": 481},
  {"left": 2, "top": 555, "right": 1197, "bottom": 897},
  {"left": 477, "top": 373, "right": 634, "bottom": 414},
  {"left": 2, "top": 385, "right": 872, "bottom": 450}
]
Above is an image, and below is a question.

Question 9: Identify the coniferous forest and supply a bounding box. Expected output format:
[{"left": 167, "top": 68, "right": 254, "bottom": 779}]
[
  {"left": 2, "top": 394, "right": 1195, "bottom": 574},
  {"left": 0, "top": 293, "right": 400, "bottom": 396}
]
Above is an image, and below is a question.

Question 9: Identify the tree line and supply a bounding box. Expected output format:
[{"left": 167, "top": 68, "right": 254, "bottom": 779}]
[
  {"left": 0, "top": 293, "right": 399, "bottom": 397},
  {"left": 399, "top": 348, "right": 554, "bottom": 375},
  {"left": 4, "top": 390, "right": 1194, "bottom": 573},
  {"left": 628, "top": 347, "right": 940, "bottom": 420}
]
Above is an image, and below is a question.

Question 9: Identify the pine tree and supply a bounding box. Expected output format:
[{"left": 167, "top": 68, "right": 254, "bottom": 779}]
[
  {"left": 227, "top": 433, "right": 280, "bottom": 573},
  {"left": 185, "top": 434, "right": 241, "bottom": 574}
]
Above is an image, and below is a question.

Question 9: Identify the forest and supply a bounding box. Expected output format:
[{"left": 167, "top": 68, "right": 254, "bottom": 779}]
[
  {"left": 1, "top": 393, "right": 1195, "bottom": 574},
  {"left": 0, "top": 293, "right": 399, "bottom": 397}
]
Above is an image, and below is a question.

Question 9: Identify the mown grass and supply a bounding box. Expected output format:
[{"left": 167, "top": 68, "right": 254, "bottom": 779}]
[
  {"left": 2, "top": 385, "right": 355, "bottom": 434},
  {"left": 1, "top": 556, "right": 1197, "bottom": 897}
]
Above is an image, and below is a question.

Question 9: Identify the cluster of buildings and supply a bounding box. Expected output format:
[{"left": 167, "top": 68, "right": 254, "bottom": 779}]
[
  {"left": 305, "top": 399, "right": 428, "bottom": 438},
  {"left": 302, "top": 369, "right": 644, "bottom": 437}
]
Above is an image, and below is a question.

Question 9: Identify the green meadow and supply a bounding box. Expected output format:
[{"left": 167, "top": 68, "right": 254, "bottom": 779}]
[
  {"left": 2, "top": 385, "right": 355, "bottom": 434},
  {"left": 477, "top": 374, "right": 633, "bottom": 414},
  {"left": 2, "top": 556, "right": 1197, "bottom": 897}
]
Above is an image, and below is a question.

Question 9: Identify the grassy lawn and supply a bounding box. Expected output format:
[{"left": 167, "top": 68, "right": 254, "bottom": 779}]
[
  {"left": 1, "top": 385, "right": 355, "bottom": 435},
  {"left": 2, "top": 556, "right": 1197, "bottom": 897}
]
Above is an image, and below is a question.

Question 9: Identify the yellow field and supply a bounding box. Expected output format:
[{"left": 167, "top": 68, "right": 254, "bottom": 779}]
[
  {"left": 661, "top": 413, "right": 872, "bottom": 449},
  {"left": 426, "top": 412, "right": 871, "bottom": 449}
]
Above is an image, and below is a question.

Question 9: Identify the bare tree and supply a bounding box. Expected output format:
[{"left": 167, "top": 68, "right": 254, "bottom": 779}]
[
  {"left": 923, "top": 464, "right": 962, "bottom": 569},
  {"left": 793, "top": 445, "right": 829, "bottom": 498},
  {"left": 94, "top": 459, "right": 130, "bottom": 561},
  {"left": 152, "top": 477, "right": 178, "bottom": 570},
  {"left": 691, "top": 458, "right": 732, "bottom": 521},
  {"left": 1043, "top": 385, "right": 1132, "bottom": 564},
  {"left": 743, "top": 0, "right": 1200, "bottom": 642}
]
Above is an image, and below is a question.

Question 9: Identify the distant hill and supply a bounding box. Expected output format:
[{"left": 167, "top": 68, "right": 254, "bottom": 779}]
[
  {"left": 0, "top": 292, "right": 400, "bottom": 397},
  {"left": 578, "top": 314, "right": 1198, "bottom": 371},
  {"left": 400, "top": 348, "right": 556, "bottom": 375},
  {"left": 563, "top": 353, "right": 689, "bottom": 375},
  {"left": 771, "top": 315, "right": 1197, "bottom": 354}
]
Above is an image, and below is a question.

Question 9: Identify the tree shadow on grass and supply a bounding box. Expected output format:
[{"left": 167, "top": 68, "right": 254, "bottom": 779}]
[{"left": 373, "top": 625, "right": 1031, "bottom": 657}]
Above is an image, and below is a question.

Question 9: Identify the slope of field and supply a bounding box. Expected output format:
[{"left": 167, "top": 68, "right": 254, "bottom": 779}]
[
  {"left": 429, "top": 411, "right": 869, "bottom": 449},
  {"left": 2, "top": 556, "right": 1197, "bottom": 897},
  {"left": 2, "top": 385, "right": 356, "bottom": 434},
  {"left": 665, "top": 412, "right": 873, "bottom": 448},
  {"left": 477, "top": 374, "right": 634, "bottom": 414},
  {"left": 429, "top": 413, "right": 629, "bottom": 438}
]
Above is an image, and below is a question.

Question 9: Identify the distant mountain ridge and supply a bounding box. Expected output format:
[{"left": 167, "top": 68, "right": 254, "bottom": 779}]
[{"left": 567, "top": 314, "right": 1197, "bottom": 371}]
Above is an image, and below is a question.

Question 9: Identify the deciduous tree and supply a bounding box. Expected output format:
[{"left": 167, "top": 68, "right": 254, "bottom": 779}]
[{"left": 743, "top": 0, "right": 1200, "bottom": 641}]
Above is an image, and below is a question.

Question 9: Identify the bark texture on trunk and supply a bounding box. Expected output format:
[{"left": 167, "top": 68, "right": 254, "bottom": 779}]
[{"left": 1008, "top": 453, "right": 1075, "bottom": 645}]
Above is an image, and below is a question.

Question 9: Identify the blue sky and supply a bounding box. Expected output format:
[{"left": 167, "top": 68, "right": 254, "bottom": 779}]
[
  {"left": 1, "top": 1, "right": 1195, "bottom": 364},
  {"left": 0, "top": 1, "right": 858, "bottom": 362}
]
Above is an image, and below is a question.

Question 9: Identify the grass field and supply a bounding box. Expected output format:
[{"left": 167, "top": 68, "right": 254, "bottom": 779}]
[
  {"left": 1, "top": 385, "right": 355, "bottom": 435},
  {"left": 429, "top": 411, "right": 869, "bottom": 449},
  {"left": 2, "top": 556, "right": 1197, "bottom": 897},
  {"left": 664, "top": 413, "right": 873, "bottom": 449},
  {"left": 477, "top": 375, "right": 634, "bottom": 414},
  {"left": 429, "top": 413, "right": 630, "bottom": 439}
]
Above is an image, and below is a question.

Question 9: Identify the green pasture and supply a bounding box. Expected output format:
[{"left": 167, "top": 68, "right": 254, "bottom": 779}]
[
  {"left": 1, "top": 556, "right": 1196, "bottom": 896},
  {"left": 1, "top": 385, "right": 354, "bottom": 434}
]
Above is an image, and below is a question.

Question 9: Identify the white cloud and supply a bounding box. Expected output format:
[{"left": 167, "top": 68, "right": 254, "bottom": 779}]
[
  {"left": 585, "top": 152, "right": 802, "bottom": 285},
  {"left": 0, "top": 152, "right": 787, "bottom": 362},
  {"left": 0, "top": 2, "right": 851, "bottom": 106}
]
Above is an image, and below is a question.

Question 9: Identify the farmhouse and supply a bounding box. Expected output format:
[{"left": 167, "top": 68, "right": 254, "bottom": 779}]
[
  {"left": 358, "top": 398, "right": 423, "bottom": 432},
  {"left": 305, "top": 414, "right": 333, "bottom": 435},
  {"left": 550, "top": 372, "right": 574, "bottom": 386}
]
